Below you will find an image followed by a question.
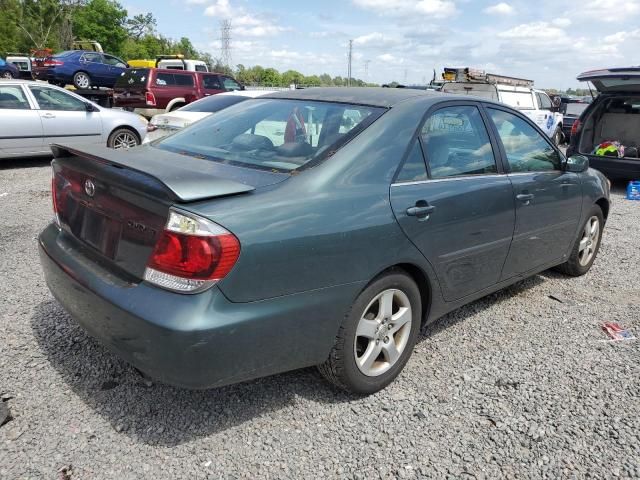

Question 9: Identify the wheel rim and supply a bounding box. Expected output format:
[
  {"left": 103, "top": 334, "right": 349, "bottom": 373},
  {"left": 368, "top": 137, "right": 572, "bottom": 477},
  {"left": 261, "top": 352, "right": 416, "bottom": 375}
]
[
  {"left": 112, "top": 132, "right": 138, "bottom": 149},
  {"left": 2, "top": 72, "right": 12, "bottom": 79},
  {"left": 354, "top": 289, "right": 412, "bottom": 377},
  {"left": 578, "top": 216, "right": 600, "bottom": 266},
  {"left": 75, "top": 73, "right": 89, "bottom": 88}
]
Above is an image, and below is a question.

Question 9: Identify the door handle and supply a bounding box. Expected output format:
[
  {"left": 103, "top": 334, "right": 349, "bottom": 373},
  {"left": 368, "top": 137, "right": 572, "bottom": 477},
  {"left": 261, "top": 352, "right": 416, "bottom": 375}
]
[
  {"left": 406, "top": 203, "right": 436, "bottom": 220},
  {"left": 42, "top": 113, "right": 56, "bottom": 119},
  {"left": 516, "top": 193, "right": 534, "bottom": 205}
]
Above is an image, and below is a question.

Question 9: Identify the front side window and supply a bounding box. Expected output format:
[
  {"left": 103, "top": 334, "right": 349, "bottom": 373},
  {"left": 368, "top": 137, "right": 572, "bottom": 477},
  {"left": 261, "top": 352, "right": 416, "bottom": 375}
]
[
  {"left": 222, "top": 76, "right": 241, "bottom": 91},
  {"left": 488, "top": 108, "right": 562, "bottom": 172},
  {"left": 202, "top": 75, "right": 222, "bottom": 90},
  {"left": 156, "top": 99, "right": 384, "bottom": 172},
  {"left": 30, "top": 86, "right": 87, "bottom": 111},
  {"left": 421, "top": 105, "right": 497, "bottom": 179},
  {"left": 0, "top": 86, "right": 30, "bottom": 110}
]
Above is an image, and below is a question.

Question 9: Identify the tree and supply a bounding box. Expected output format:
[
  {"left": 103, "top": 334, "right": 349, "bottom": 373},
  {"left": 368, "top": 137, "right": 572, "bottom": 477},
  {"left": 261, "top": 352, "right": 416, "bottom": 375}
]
[
  {"left": 126, "top": 12, "right": 156, "bottom": 40},
  {"left": 281, "top": 69, "right": 303, "bottom": 86},
  {"left": 72, "top": 0, "right": 128, "bottom": 55},
  {"left": 262, "top": 67, "right": 281, "bottom": 86},
  {"left": 18, "top": 0, "right": 68, "bottom": 50},
  {"left": 0, "top": 0, "right": 23, "bottom": 53}
]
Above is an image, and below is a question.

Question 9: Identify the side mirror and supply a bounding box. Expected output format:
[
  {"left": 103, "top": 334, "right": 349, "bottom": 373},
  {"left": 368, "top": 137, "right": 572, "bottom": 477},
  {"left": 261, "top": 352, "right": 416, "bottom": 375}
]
[{"left": 565, "top": 154, "right": 589, "bottom": 173}]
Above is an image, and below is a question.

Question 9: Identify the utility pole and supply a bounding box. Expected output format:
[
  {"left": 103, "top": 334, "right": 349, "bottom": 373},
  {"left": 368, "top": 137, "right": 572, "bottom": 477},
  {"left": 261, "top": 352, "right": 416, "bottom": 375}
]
[
  {"left": 347, "top": 40, "right": 353, "bottom": 87},
  {"left": 403, "top": 68, "right": 408, "bottom": 84},
  {"left": 364, "top": 60, "right": 371, "bottom": 83},
  {"left": 220, "top": 19, "right": 232, "bottom": 69}
]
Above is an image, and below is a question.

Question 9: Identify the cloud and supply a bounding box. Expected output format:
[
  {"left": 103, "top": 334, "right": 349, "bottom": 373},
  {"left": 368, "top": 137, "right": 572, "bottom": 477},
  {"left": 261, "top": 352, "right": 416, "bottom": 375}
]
[
  {"left": 551, "top": 18, "right": 572, "bottom": 27},
  {"left": 353, "top": 32, "right": 402, "bottom": 48},
  {"left": 201, "top": 1, "right": 285, "bottom": 37},
  {"left": 203, "top": 0, "right": 232, "bottom": 17},
  {"left": 483, "top": 3, "right": 514, "bottom": 15},
  {"left": 572, "top": 0, "right": 640, "bottom": 22},
  {"left": 603, "top": 29, "right": 640, "bottom": 44},
  {"left": 352, "top": 0, "right": 457, "bottom": 19}
]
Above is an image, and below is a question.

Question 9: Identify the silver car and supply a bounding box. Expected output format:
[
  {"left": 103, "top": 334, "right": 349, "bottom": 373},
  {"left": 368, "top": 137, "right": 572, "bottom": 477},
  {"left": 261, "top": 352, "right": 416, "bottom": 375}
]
[{"left": 0, "top": 80, "right": 147, "bottom": 159}]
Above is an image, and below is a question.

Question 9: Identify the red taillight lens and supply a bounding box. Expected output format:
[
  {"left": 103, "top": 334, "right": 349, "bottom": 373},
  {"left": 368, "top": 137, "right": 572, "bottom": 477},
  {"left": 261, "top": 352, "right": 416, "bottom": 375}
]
[
  {"left": 570, "top": 119, "right": 582, "bottom": 138},
  {"left": 145, "top": 91, "right": 156, "bottom": 106},
  {"left": 144, "top": 210, "right": 240, "bottom": 293},
  {"left": 44, "top": 59, "right": 63, "bottom": 67}
]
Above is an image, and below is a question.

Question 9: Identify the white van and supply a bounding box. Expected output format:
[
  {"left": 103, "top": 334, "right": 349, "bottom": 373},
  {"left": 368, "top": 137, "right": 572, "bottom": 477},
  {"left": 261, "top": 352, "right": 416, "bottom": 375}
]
[{"left": 441, "top": 68, "right": 564, "bottom": 145}]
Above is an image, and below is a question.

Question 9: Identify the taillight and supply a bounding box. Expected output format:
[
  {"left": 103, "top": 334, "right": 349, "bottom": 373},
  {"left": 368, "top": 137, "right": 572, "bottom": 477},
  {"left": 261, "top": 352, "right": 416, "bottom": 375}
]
[
  {"left": 570, "top": 119, "right": 582, "bottom": 139},
  {"left": 44, "top": 59, "right": 63, "bottom": 67},
  {"left": 144, "top": 209, "right": 240, "bottom": 293},
  {"left": 145, "top": 91, "right": 156, "bottom": 106}
]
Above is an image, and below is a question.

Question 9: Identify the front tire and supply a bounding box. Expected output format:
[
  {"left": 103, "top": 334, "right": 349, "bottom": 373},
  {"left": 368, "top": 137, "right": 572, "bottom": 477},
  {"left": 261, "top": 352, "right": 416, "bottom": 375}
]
[
  {"left": 107, "top": 128, "right": 140, "bottom": 149},
  {"left": 318, "top": 271, "right": 421, "bottom": 394},
  {"left": 556, "top": 205, "right": 604, "bottom": 276},
  {"left": 73, "top": 71, "right": 91, "bottom": 89}
]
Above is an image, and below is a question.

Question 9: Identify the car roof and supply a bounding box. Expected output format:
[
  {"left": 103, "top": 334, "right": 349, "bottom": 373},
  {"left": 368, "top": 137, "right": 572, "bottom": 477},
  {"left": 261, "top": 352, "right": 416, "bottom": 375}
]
[
  {"left": 218, "top": 90, "right": 277, "bottom": 98},
  {"left": 262, "top": 87, "right": 440, "bottom": 108}
]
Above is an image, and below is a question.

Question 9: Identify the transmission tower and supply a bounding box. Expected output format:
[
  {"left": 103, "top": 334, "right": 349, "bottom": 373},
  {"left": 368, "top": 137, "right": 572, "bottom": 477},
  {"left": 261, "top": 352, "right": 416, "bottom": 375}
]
[
  {"left": 347, "top": 40, "right": 353, "bottom": 87},
  {"left": 220, "top": 20, "right": 232, "bottom": 68}
]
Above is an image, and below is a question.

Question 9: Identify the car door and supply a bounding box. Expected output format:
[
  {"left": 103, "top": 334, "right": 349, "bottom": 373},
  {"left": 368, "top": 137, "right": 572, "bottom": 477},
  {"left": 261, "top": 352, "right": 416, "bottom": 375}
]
[
  {"left": 102, "top": 54, "right": 128, "bottom": 87},
  {"left": 535, "top": 92, "right": 556, "bottom": 136},
  {"left": 0, "top": 84, "right": 45, "bottom": 156},
  {"left": 390, "top": 103, "right": 516, "bottom": 302},
  {"left": 28, "top": 85, "right": 103, "bottom": 146},
  {"left": 485, "top": 106, "right": 582, "bottom": 279},
  {"left": 80, "top": 52, "right": 109, "bottom": 85}
]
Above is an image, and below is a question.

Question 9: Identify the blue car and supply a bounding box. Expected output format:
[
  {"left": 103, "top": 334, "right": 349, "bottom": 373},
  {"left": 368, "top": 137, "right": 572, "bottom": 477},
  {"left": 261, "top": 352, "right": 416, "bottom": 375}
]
[
  {"left": 33, "top": 50, "right": 128, "bottom": 89},
  {"left": 0, "top": 57, "right": 19, "bottom": 79}
]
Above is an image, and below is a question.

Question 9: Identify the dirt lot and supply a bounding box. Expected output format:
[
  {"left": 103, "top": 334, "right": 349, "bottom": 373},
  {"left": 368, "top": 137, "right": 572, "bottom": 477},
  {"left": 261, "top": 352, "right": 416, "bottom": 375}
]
[{"left": 1, "top": 157, "right": 639, "bottom": 479}]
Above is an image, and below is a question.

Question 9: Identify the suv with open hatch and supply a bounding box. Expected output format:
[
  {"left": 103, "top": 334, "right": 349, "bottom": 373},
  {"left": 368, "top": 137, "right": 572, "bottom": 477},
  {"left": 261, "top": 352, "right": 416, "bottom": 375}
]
[
  {"left": 566, "top": 67, "right": 640, "bottom": 180},
  {"left": 113, "top": 68, "right": 244, "bottom": 117}
]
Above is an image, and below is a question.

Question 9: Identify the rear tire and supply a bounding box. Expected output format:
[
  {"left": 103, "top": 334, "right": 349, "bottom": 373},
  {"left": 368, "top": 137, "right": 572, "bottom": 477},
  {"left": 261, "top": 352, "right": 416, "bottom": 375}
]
[
  {"left": 1, "top": 71, "right": 14, "bottom": 79},
  {"left": 73, "top": 71, "right": 91, "bottom": 89},
  {"left": 553, "top": 126, "right": 563, "bottom": 146},
  {"left": 555, "top": 205, "right": 604, "bottom": 276},
  {"left": 107, "top": 128, "right": 140, "bottom": 149},
  {"left": 318, "top": 271, "right": 421, "bottom": 395}
]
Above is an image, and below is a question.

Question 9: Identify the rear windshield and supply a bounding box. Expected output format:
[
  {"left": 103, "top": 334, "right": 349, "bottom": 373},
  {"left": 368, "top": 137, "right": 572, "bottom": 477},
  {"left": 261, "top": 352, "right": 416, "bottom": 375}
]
[
  {"left": 155, "top": 99, "right": 384, "bottom": 172},
  {"left": 53, "top": 51, "right": 76, "bottom": 58},
  {"left": 565, "top": 103, "right": 588, "bottom": 115},
  {"left": 179, "top": 95, "right": 248, "bottom": 112},
  {"left": 114, "top": 69, "right": 150, "bottom": 88}
]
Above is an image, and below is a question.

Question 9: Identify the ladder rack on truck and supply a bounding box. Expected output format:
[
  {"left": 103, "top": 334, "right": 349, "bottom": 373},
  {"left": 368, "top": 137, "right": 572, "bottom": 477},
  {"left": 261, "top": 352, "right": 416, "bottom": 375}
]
[{"left": 443, "top": 67, "right": 534, "bottom": 88}]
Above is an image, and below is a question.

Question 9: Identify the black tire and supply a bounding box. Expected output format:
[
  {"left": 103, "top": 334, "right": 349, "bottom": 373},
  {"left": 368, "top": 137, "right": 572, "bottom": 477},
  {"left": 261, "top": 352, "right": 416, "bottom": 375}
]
[
  {"left": 1, "top": 71, "right": 15, "bottom": 79},
  {"left": 107, "top": 128, "right": 140, "bottom": 149},
  {"left": 73, "top": 71, "right": 91, "bottom": 89},
  {"left": 556, "top": 205, "right": 604, "bottom": 276},
  {"left": 318, "top": 271, "right": 422, "bottom": 395},
  {"left": 553, "top": 126, "right": 563, "bottom": 146}
]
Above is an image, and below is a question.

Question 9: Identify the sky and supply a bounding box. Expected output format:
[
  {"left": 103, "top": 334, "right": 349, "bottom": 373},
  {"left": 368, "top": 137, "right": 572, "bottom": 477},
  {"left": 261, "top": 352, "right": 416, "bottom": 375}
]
[{"left": 124, "top": 0, "right": 640, "bottom": 89}]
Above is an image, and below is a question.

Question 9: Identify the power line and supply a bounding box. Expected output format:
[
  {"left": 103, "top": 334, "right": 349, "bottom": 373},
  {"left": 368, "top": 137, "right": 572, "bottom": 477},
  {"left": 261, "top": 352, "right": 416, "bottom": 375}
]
[
  {"left": 347, "top": 40, "right": 353, "bottom": 87},
  {"left": 220, "top": 19, "right": 232, "bottom": 69}
]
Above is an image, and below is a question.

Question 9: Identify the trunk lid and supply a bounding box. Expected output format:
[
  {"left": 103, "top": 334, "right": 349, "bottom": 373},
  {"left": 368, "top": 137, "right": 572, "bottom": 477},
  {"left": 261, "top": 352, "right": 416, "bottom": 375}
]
[
  {"left": 577, "top": 67, "right": 640, "bottom": 93},
  {"left": 51, "top": 143, "right": 287, "bottom": 279}
]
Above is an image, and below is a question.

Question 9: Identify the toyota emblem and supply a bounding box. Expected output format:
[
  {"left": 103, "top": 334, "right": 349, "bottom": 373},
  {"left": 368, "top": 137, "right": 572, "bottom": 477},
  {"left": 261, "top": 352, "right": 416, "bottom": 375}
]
[{"left": 84, "top": 179, "right": 96, "bottom": 197}]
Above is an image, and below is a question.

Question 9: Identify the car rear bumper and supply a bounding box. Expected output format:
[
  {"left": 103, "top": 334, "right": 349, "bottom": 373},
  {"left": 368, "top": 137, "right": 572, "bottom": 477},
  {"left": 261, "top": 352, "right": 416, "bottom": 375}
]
[
  {"left": 587, "top": 155, "right": 640, "bottom": 180},
  {"left": 39, "top": 224, "right": 360, "bottom": 389}
]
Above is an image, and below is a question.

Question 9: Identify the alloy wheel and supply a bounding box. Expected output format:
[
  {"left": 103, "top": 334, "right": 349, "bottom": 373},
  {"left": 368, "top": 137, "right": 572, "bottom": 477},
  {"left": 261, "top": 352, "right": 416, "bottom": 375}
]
[
  {"left": 1, "top": 72, "right": 13, "bottom": 79},
  {"left": 112, "top": 131, "right": 138, "bottom": 149},
  {"left": 353, "top": 289, "right": 412, "bottom": 377},
  {"left": 578, "top": 216, "right": 600, "bottom": 266},
  {"left": 75, "top": 73, "right": 90, "bottom": 89}
]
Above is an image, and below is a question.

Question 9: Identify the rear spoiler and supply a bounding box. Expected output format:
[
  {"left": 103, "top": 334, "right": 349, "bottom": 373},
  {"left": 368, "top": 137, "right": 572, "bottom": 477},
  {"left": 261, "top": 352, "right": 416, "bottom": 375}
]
[{"left": 51, "top": 144, "right": 257, "bottom": 202}]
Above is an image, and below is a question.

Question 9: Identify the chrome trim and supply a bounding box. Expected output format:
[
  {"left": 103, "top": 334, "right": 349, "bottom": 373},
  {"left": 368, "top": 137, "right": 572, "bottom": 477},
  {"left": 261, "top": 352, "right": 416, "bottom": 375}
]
[{"left": 391, "top": 174, "right": 506, "bottom": 187}]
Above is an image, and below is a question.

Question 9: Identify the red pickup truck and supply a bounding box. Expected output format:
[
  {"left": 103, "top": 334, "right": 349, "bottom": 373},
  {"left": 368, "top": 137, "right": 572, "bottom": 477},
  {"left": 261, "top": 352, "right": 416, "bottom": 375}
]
[{"left": 113, "top": 68, "right": 244, "bottom": 117}]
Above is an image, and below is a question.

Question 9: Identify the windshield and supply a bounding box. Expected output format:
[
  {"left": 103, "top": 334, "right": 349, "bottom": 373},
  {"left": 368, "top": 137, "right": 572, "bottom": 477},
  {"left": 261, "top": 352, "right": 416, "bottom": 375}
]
[
  {"left": 179, "top": 94, "right": 248, "bottom": 112},
  {"left": 114, "top": 69, "right": 150, "bottom": 88},
  {"left": 565, "top": 103, "right": 588, "bottom": 116},
  {"left": 155, "top": 99, "right": 384, "bottom": 172}
]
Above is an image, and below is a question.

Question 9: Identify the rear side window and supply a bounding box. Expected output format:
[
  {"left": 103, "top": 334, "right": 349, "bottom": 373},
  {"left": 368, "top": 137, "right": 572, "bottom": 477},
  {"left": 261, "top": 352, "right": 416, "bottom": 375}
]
[
  {"left": 221, "top": 76, "right": 241, "bottom": 91},
  {"left": 0, "top": 86, "right": 30, "bottom": 110},
  {"left": 174, "top": 74, "right": 194, "bottom": 87},
  {"left": 487, "top": 108, "right": 562, "bottom": 172},
  {"left": 30, "top": 86, "right": 87, "bottom": 111},
  {"left": 421, "top": 105, "right": 497, "bottom": 179},
  {"left": 396, "top": 141, "right": 428, "bottom": 183},
  {"left": 155, "top": 73, "right": 174, "bottom": 86}
]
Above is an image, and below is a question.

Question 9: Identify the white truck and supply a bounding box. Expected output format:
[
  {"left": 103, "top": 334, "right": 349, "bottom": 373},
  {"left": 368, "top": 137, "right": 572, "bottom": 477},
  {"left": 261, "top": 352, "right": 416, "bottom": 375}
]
[{"left": 441, "top": 67, "right": 564, "bottom": 145}]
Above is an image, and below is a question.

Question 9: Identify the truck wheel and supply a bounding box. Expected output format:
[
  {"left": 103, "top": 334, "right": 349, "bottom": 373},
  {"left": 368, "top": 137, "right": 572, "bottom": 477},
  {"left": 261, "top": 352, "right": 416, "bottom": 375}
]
[
  {"left": 553, "top": 126, "right": 563, "bottom": 146},
  {"left": 73, "top": 71, "right": 91, "bottom": 89},
  {"left": 167, "top": 102, "right": 186, "bottom": 112}
]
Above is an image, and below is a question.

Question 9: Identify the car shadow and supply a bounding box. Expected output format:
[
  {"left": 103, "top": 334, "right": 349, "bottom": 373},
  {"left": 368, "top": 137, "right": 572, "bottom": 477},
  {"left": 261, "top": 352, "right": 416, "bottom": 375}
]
[
  {"left": 31, "top": 275, "right": 545, "bottom": 446},
  {"left": 0, "top": 156, "right": 52, "bottom": 170}
]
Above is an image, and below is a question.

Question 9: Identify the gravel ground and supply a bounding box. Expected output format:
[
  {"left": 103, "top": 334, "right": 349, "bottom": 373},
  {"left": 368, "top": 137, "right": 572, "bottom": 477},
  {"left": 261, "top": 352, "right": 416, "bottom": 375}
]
[{"left": 1, "top": 157, "right": 639, "bottom": 479}]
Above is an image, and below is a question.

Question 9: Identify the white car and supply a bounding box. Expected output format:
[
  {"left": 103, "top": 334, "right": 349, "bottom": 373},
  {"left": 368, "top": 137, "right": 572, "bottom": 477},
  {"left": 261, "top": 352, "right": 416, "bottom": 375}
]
[
  {"left": 0, "top": 80, "right": 147, "bottom": 159},
  {"left": 144, "top": 90, "right": 275, "bottom": 143}
]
